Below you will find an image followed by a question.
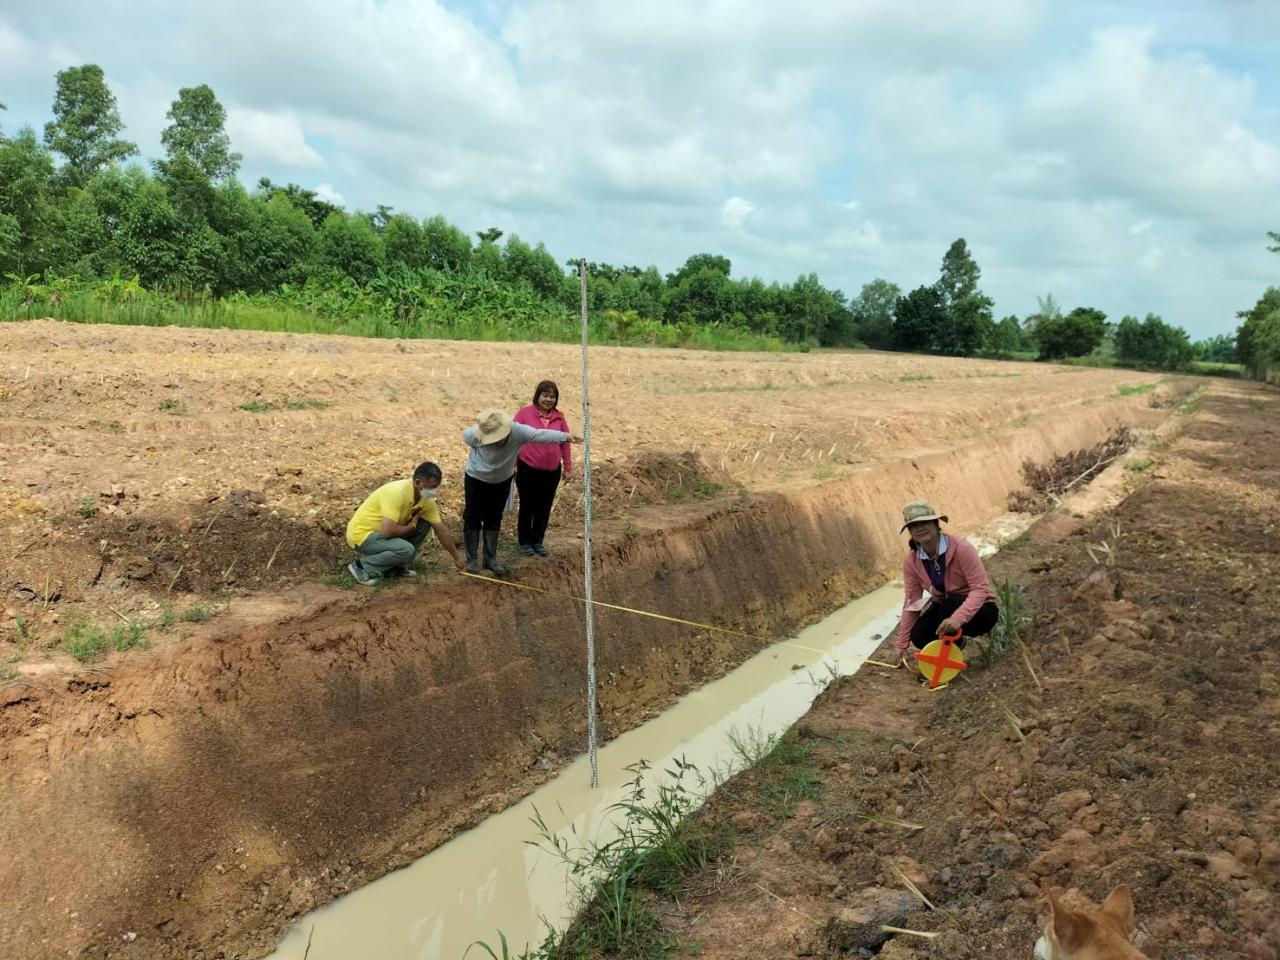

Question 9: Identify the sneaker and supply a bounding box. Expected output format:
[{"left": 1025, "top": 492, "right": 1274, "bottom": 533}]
[
  {"left": 532, "top": 544, "right": 549, "bottom": 557},
  {"left": 347, "top": 560, "right": 377, "bottom": 587},
  {"left": 518, "top": 544, "right": 536, "bottom": 557},
  {"left": 399, "top": 567, "right": 419, "bottom": 577}
]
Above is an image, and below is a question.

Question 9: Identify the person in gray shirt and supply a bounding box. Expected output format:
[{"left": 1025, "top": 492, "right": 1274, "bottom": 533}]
[{"left": 462, "top": 409, "right": 581, "bottom": 575}]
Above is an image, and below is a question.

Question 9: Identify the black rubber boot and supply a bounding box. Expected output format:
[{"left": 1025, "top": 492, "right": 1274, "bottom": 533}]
[
  {"left": 482, "top": 529, "right": 506, "bottom": 576},
  {"left": 464, "top": 529, "right": 481, "bottom": 574}
]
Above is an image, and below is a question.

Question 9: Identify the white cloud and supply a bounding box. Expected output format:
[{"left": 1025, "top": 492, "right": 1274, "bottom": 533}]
[
  {"left": 312, "top": 183, "right": 343, "bottom": 206},
  {"left": 1014, "top": 26, "right": 1280, "bottom": 219},
  {"left": 0, "top": 20, "right": 29, "bottom": 66},
  {"left": 720, "top": 196, "right": 755, "bottom": 231},
  {"left": 227, "top": 107, "right": 324, "bottom": 169},
  {"left": 1, "top": 2, "right": 1277, "bottom": 338}
]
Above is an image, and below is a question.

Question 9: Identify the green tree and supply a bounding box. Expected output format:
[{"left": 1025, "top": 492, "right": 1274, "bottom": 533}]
[
  {"left": 850, "top": 278, "right": 901, "bottom": 348},
  {"left": 159, "top": 85, "right": 240, "bottom": 183},
  {"left": 1023, "top": 292, "right": 1062, "bottom": 342},
  {"left": 502, "top": 234, "right": 563, "bottom": 300},
  {"left": 893, "top": 285, "right": 946, "bottom": 351},
  {"left": 422, "top": 215, "right": 471, "bottom": 271},
  {"left": 1191, "top": 334, "right": 1237, "bottom": 364},
  {"left": 667, "top": 253, "right": 732, "bottom": 287},
  {"left": 1236, "top": 287, "right": 1280, "bottom": 379},
  {"left": 1113, "top": 313, "right": 1193, "bottom": 371},
  {"left": 933, "top": 238, "right": 994, "bottom": 356},
  {"left": 472, "top": 234, "right": 503, "bottom": 277},
  {"left": 256, "top": 178, "right": 339, "bottom": 228},
  {"left": 0, "top": 127, "right": 56, "bottom": 274},
  {"left": 382, "top": 214, "right": 429, "bottom": 269},
  {"left": 664, "top": 266, "right": 737, "bottom": 327},
  {"left": 319, "top": 211, "right": 383, "bottom": 284},
  {"left": 43, "top": 65, "right": 137, "bottom": 188},
  {"left": 1036, "top": 307, "right": 1107, "bottom": 360},
  {"left": 230, "top": 192, "right": 318, "bottom": 291},
  {"left": 475, "top": 227, "right": 504, "bottom": 245},
  {"left": 986, "top": 315, "right": 1026, "bottom": 354},
  {"left": 782, "top": 273, "right": 847, "bottom": 345}
]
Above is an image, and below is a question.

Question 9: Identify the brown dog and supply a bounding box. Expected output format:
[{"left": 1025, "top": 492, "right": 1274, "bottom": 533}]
[{"left": 1033, "top": 885, "right": 1148, "bottom": 959}]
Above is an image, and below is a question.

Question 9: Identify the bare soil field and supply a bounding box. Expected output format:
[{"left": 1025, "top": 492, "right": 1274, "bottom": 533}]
[
  {"left": 0, "top": 320, "right": 1186, "bottom": 959},
  {"left": 647, "top": 382, "right": 1280, "bottom": 960},
  {"left": 1, "top": 319, "right": 1159, "bottom": 666}
]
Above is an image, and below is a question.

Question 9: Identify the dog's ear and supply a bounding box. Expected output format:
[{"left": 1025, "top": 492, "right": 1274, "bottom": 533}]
[
  {"left": 1048, "top": 890, "right": 1089, "bottom": 953},
  {"left": 1100, "top": 885, "right": 1135, "bottom": 936}
]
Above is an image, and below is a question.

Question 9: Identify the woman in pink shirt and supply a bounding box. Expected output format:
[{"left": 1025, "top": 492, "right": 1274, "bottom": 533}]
[
  {"left": 512, "top": 380, "right": 573, "bottom": 556},
  {"left": 895, "top": 500, "right": 999, "bottom": 678}
]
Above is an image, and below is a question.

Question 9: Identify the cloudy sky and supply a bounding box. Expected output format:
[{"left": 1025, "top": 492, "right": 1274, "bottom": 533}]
[{"left": 2, "top": 1, "right": 1278, "bottom": 337}]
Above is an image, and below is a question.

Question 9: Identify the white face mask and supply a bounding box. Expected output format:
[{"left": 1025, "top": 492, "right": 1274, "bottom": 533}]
[{"left": 418, "top": 488, "right": 438, "bottom": 500}]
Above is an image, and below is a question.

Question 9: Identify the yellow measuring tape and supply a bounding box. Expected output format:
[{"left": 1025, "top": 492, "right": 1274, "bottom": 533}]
[{"left": 459, "top": 571, "right": 899, "bottom": 669}]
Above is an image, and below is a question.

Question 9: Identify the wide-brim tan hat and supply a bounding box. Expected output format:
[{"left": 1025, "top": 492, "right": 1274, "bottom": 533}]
[
  {"left": 474, "top": 408, "right": 513, "bottom": 444},
  {"left": 900, "top": 499, "right": 948, "bottom": 532}
]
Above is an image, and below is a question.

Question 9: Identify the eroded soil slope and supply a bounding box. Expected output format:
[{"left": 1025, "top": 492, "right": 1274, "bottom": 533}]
[{"left": 653, "top": 382, "right": 1280, "bottom": 959}]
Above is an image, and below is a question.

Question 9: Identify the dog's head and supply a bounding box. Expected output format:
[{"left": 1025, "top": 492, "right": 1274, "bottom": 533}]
[{"left": 1033, "top": 885, "right": 1147, "bottom": 960}]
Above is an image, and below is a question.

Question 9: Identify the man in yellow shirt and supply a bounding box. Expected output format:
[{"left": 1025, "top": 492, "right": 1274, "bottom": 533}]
[{"left": 345, "top": 461, "right": 464, "bottom": 586}]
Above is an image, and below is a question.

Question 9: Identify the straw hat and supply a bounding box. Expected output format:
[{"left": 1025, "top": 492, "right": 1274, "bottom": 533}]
[
  {"left": 900, "top": 500, "right": 948, "bottom": 532},
  {"left": 474, "top": 409, "right": 513, "bottom": 444}
]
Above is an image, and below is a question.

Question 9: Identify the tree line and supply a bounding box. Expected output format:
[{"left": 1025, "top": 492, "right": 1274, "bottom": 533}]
[
  {"left": 0, "top": 64, "right": 1254, "bottom": 370},
  {"left": 1235, "top": 232, "right": 1280, "bottom": 382}
]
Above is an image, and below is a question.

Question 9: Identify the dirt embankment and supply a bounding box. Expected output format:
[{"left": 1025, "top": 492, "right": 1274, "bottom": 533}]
[
  {"left": 0, "top": 321, "right": 1177, "bottom": 960},
  {"left": 647, "top": 382, "right": 1280, "bottom": 960},
  {"left": 1, "top": 319, "right": 1165, "bottom": 648}
]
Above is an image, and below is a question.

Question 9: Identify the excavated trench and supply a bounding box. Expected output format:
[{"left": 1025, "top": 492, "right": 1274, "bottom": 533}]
[{"left": 0, "top": 397, "right": 1168, "bottom": 960}]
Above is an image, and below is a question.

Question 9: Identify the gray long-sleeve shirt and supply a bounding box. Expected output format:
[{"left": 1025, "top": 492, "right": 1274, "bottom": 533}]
[{"left": 462, "top": 421, "right": 571, "bottom": 483}]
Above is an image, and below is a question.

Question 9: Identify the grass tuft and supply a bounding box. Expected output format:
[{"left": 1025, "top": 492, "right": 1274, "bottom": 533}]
[
  {"left": 64, "top": 619, "right": 148, "bottom": 661},
  {"left": 978, "top": 579, "right": 1029, "bottom": 668}
]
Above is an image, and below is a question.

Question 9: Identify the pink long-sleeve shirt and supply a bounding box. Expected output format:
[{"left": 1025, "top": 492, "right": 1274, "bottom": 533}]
[
  {"left": 513, "top": 404, "right": 573, "bottom": 474},
  {"left": 896, "top": 534, "right": 996, "bottom": 656}
]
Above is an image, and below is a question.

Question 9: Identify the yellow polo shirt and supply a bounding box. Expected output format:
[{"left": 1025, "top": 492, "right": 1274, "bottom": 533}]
[{"left": 346, "top": 479, "right": 442, "bottom": 548}]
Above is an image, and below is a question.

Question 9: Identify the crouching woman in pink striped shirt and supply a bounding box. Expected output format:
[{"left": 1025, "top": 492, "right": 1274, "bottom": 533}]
[{"left": 894, "top": 500, "right": 999, "bottom": 676}]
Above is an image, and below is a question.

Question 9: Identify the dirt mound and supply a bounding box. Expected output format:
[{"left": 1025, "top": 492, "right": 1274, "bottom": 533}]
[
  {"left": 1009, "top": 427, "right": 1135, "bottom": 513},
  {"left": 592, "top": 450, "right": 734, "bottom": 512}
]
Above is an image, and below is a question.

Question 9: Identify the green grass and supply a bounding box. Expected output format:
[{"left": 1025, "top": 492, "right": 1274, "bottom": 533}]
[
  {"left": 1126, "top": 457, "right": 1154, "bottom": 473},
  {"left": 523, "top": 757, "right": 723, "bottom": 959},
  {"left": 76, "top": 497, "right": 98, "bottom": 519},
  {"left": 2, "top": 280, "right": 802, "bottom": 354},
  {"left": 1176, "top": 385, "right": 1207, "bottom": 415},
  {"left": 236, "top": 397, "right": 331, "bottom": 413},
  {"left": 1189, "top": 360, "right": 1243, "bottom": 378},
  {"left": 178, "top": 602, "right": 231, "bottom": 624},
  {"left": 691, "top": 381, "right": 779, "bottom": 394},
  {"left": 1001, "top": 531, "right": 1032, "bottom": 552},
  {"left": 725, "top": 726, "right": 820, "bottom": 820},
  {"left": 63, "top": 619, "right": 148, "bottom": 661},
  {"left": 899, "top": 373, "right": 935, "bottom": 382},
  {"left": 13, "top": 616, "right": 35, "bottom": 647},
  {"left": 977, "top": 578, "right": 1029, "bottom": 668},
  {"left": 158, "top": 397, "right": 187, "bottom": 415},
  {"left": 1116, "top": 383, "right": 1157, "bottom": 397}
]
